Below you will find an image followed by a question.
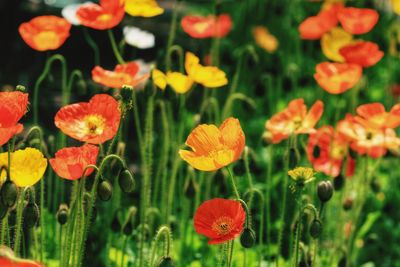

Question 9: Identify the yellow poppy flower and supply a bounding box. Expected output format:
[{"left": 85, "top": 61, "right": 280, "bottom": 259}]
[
  {"left": 393, "top": 0, "right": 400, "bottom": 15},
  {"left": 288, "top": 167, "right": 315, "bottom": 185},
  {"left": 152, "top": 69, "right": 167, "bottom": 90},
  {"left": 0, "top": 148, "right": 48, "bottom": 187},
  {"left": 166, "top": 72, "right": 194, "bottom": 94},
  {"left": 321, "top": 27, "right": 354, "bottom": 62},
  {"left": 125, "top": 0, "right": 164, "bottom": 17},
  {"left": 253, "top": 26, "right": 278, "bottom": 53}
]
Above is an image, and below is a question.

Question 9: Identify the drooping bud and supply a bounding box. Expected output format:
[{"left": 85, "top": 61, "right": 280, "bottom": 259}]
[
  {"left": 240, "top": 227, "right": 256, "bottom": 248},
  {"left": 156, "top": 256, "right": 176, "bottom": 267},
  {"left": 57, "top": 204, "right": 69, "bottom": 225},
  {"left": 312, "top": 145, "right": 321, "bottom": 158},
  {"left": 317, "top": 180, "right": 334, "bottom": 202},
  {"left": 1, "top": 181, "right": 18, "bottom": 207},
  {"left": 118, "top": 169, "right": 135, "bottom": 193},
  {"left": 122, "top": 206, "right": 137, "bottom": 236},
  {"left": 309, "top": 219, "right": 323, "bottom": 239},
  {"left": 98, "top": 180, "right": 113, "bottom": 201},
  {"left": 23, "top": 202, "right": 39, "bottom": 228}
]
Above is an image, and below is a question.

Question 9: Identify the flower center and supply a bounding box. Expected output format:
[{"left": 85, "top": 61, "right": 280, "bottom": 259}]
[
  {"left": 212, "top": 216, "right": 234, "bottom": 236},
  {"left": 194, "top": 22, "right": 211, "bottom": 33},
  {"left": 84, "top": 115, "right": 105, "bottom": 136},
  {"left": 34, "top": 31, "right": 59, "bottom": 50},
  {"left": 98, "top": 13, "right": 112, "bottom": 22}
]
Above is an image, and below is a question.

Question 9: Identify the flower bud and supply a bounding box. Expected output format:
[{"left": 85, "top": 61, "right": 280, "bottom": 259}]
[
  {"left": 57, "top": 204, "right": 69, "bottom": 225},
  {"left": 15, "top": 85, "right": 26, "bottom": 92},
  {"left": 122, "top": 206, "right": 137, "bottom": 236},
  {"left": 23, "top": 202, "right": 39, "bottom": 228},
  {"left": 156, "top": 256, "right": 176, "bottom": 267},
  {"left": 312, "top": 146, "right": 321, "bottom": 158},
  {"left": 262, "top": 131, "right": 273, "bottom": 146},
  {"left": 1, "top": 181, "right": 18, "bottom": 207},
  {"left": 118, "top": 169, "right": 135, "bottom": 193},
  {"left": 333, "top": 174, "right": 345, "bottom": 191},
  {"left": 98, "top": 180, "right": 113, "bottom": 201},
  {"left": 309, "top": 219, "right": 323, "bottom": 239},
  {"left": 240, "top": 227, "right": 256, "bottom": 248},
  {"left": 317, "top": 180, "right": 334, "bottom": 202}
]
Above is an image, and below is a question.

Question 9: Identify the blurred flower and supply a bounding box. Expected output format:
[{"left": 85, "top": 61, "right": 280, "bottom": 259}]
[
  {"left": 264, "top": 98, "right": 324, "bottom": 144},
  {"left": 321, "top": 27, "right": 353, "bottom": 62},
  {"left": 179, "top": 118, "right": 245, "bottom": 171},
  {"left": 393, "top": 0, "right": 400, "bottom": 15},
  {"left": 50, "top": 144, "right": 99, "bottom": 180},
  {"left": 253, "top": 26, "right": 279, "bottom": 53},
  {"left": 181, "top": 14, "right": 232, "bottom": 39},
  {"left": 62, "top": 2, "right": 92, "bottom": 25},
  {"left": 307, "top": 126, "right": 355, "bottom": 177},
  {"left": 123, "top": 26, "right": 155, "bottom": 49},
  {"left": 92, "top": 62, "right": 149, "bottom": 88},
  {"left": 55, "top": 94, "right": 121, "bottom": 144},
  {"left": 152, "top": 69, "right": 193, "bottom": 94},
  {"left": 152, "top": 69, "right": 167, "bottom": 90},
  {"left": 194, "top": 198, "right": 245, "bottom": 244},
  {"left": 354, "top": 103, "right": 400, "bottom": 130},
  {"left": 314, "top": 62, "right": 362, "bottom": 94},
  {"left": 19, "top": 16, "right": 71, "bottom": 51},
  {"left": 339, "top": 41, "right": 384, "bottom": 67},
  {"left": 0, "top": 246, "right": 44, "bottom": 266},
  {"left": 288, "top": 167, "right": 315, "bottom": 185},
  {"left": 0, "top": 148, "right": 47, "bottom": 187},
  {"left": 337, "top": 7, "right": 379, "bottom": 35},
  {"left": 0, "top": 91, "right": 28, "bottom": 146},
  {"left": 76, "top": 0, "right": 125, "bottom": 30},
  {"left": 125, "top": 0, "right": 164, "bottom": 17}
]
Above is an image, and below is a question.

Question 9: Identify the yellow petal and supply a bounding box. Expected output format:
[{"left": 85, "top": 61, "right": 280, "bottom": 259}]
[
  {"left": 185, "top": 51, "right": 200, "bottom": 77},
  {"left": 321, "top": 27, "right": 353, "bottom": 62},
  {"left": 190, "top": 65, "right": 228, "bottom": 88},
  {"left": 393, "top": 0, "right": 400, "bottom": 15},
  {"left": 125, "top": 0, "right": 164, "bottom": 17},
  {"left": 178, "top": 150, "right": 218, "bottom": 171},
  {"left": 166, "top": 72, "right": 194, "bottom": 94},
  {"left": 152, "top": 69, "right": 167, "bottom": 90}
]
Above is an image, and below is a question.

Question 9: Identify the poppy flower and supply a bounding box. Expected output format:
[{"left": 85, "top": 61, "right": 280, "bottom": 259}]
[
  {"left": 253, "top": 26, "right": 279, "bottom": 53},
  {"left": 152, "top": 69, "right": 168, "bottom": 90},
  {"left": 0, "top": 148, "right": 47, "bottom": 187},
  {"left": 179, "top": 118, "right": 245, "bottom": 171},
  {"left": 0, "top": 246, "right": 44, "bottom": 267},
  {"left": 339, "top": 41, "right": 384, "bottom": 67},
  {"left": 393, "top": 0, "right": 400, "bottom": 15},
  {"left": 354, "top": 103, "right": 400, "bottom": 130},
  {"left": 181, "top": 14, "right": 232, "bottom": 39},
  {"left": 307, "top": 126, "right": 355, "bottom": 177},
  {"left": 19, "top": 15, "right": 71, "bottom": 51},
  {"left": 55, "top": 94, "right": 121, "bottom": 144},
  {"left": 264, "top": 98, "right": 324, "bottom": 144},
  {"left": 337, "top": 7, "right": 379, "bottom": 35},
  {"left": 92, "top": 62, "right": 149, "bottom": 88},
  {"left": 123, "top": 26, "right": 155, "bottom": 49},
  {"left": 288, "top": 167, "right": 315, "bottom": 185},
  {"left": 0, "top": 91, "right": 29, "bottom": 146},
  {"left": 62, "top": 2, "right": 92, "bottom": 25},
  {"left": 314, "top": 62, "right": 362, "bottom": 94},
  {"left": 50, "top": 144, "right": 99, "bottom": 180},
  {"left": 194, "top": 198, "right": 246, "bottom": 244},
  {"left": 152, "top": 69, "right": 194, "bottom": 94},
  {"left": 321, "top": 27, "right": 354, "bottom": 62},
  {"left": 76, "top": 0, "right": 125, "bottom": 30},
  {"left": 125, "top": 0, "right": 164, "bottom": 17}
]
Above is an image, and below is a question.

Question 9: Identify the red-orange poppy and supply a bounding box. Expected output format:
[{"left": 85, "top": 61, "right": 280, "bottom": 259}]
[
  {"left": 194, "top": 198, "right": 245, "bottom": 244},
  {"left": 54, "top": 94, "right": 121, "bottom": 144},
  {"left": 179, "top": 118, "right": 245, "bottom": 171},
  {"left": 19, "top": 15, "right": 71, "bottom": 51},
  {"left": 264, "top": 98, "right": 324, "bottom": 144},
  {"left": 181, "top": 14, "right": 232, "bottom": 39},
  {"left": 50, "top": 144, "right": 99, "bottom": 180},
  {"left": 0, "top": 91, "right": 29, "bottom": 146},
  {"left": 314, "top": 62, "right": 362, "bottom": 94},
  {"left": 354, "top": 103, "right": 400, "bottom": 130},
  {"left": 0, "top": 246, "right": 44, "bottom": 267},
  {"left": 76, "top": 0, "right": 125, "bottom": 30},
  {"left": 307, "top": 126, "right": 355, "bottom": 177},
  {"left": 339, "top": 41, "right": 384, "bottom": 68},
  {"left": 337, "top": 7, "right": 379, "bottom": 35},
  {"left": 92, "top": 62, "right": 149, "bottom": 88}
]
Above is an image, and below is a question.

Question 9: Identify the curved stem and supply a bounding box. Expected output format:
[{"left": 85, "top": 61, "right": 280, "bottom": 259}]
[
  {"left": 166, "top": 45, "right": 184, "bottom": 72},
  {"left": 149, "top": 225, "right": 173, "bottom": 267},
  {"left": 222, "top": 93, "right": 256, "bottom": 119},
  {"left": 108, "top": 29, "right": 125, "bottom": 64}
]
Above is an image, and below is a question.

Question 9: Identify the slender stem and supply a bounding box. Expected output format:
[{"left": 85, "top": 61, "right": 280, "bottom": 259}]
[
  {"left": 226, "top": 167, "right": 240, "bottom": 200},
  {"left": 108, "top": 29, "right": 125, "bottom": 64},
  {"left": 149, "top": 226, "right": 173, "bottom": 267},
  {"left": 13, "top": 188, "right": 27, "bottom": 256},
  {"left": 292, "top": 188, "right": 303, "bottom": 267},
  {"left": 165, "top": 0, "right": 180, "bottom": 70}
]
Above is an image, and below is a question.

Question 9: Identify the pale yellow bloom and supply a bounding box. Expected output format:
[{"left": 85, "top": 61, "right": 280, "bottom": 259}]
[
  {"left": 321, "top": 27, "right": 354, "bottom": 62},
  {"left": 0, "top": 148, "right": 47, "bottom": 187},
  {"left": 125, "top": 0, "right": 164, "bottom": 17},
  {"left": 288, "top": 167, "right": 315, "bottom": 185},
  {"left": 253, "top": 26, "right": 278, "bottom": 53}
]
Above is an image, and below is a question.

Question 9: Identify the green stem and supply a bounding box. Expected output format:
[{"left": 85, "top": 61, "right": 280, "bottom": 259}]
[
  {"left": 226, "top": 167, "right": 240, "bottom": 200},
  {"left": 292, "top": 188, "right": 304, "bottom": 267},
  {"left": 13, "top": 188, "right": 27, "bottom": 256},
  {"left": 165, "top": 0, "right": 180, "bottom": 70},
  {"left": 108, "top": 29, "right": 125, "bottom": 64},
  {"left": 149, "top": 225, "right": 173, "bottom": 266}
]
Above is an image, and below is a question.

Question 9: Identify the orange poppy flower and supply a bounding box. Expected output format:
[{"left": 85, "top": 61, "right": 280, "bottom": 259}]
[
  {"left": 314, "top": 62, "right": 362, "bottom": 94},
  {"left": 179, "top": 118, "right": 245, "bottom": 171},
  {"left": 354, "top": 103, "right": 400, "bottom": 130},
  {"left": 194, "top": 198, "right": 245, "bottom": 244},
  {"left": 55, "top": 94, "right": 121, "bottom": 144},
  {"left": 181, "top": 14, "right": 232, "bottom": 39},
  {"left": 253, "top": 26, "right": 279, "bottom": 53},
  {"left": 19, "top": 16, "right": 71, "bottom": 51},
  {"left": 307, "top": 126, "right": 355, "bottom": 177},
  {"left": 76, "top": 0, "right": 125, "bottom": 30},
  {"left": 0, "top": 91, "right": 29, "bottom": 146},
  {"left": 0, "top": 246, "right": 44, "bottom": 267},
  {"left": 337, "top": 7, "right": 379, "bottom": 35},
  {"left": 50, "top": 144, "right": 99, "bottom": 180},
  {"left": 92, "top": 62, "right": 149, "bottom": 88},
  {"left": 339, "top": 41, "right": 384, "bottom": 68},
  {"left": 264, "top": 98, "right": 324, "bottom": 144}
]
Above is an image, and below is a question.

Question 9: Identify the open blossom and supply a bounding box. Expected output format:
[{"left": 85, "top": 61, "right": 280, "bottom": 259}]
[
  {"left": 321, "top": 27, "right": 354, "bottom": 62},
  {"left": 288, "top": 167, "right": 316, "bottom": 185},
  {"left": 179, "top": 118, "right": 245, "bottom": 171},
  {"left": 337, "top": 7, "right": 379, "bottom": 35},
  {"left": 55, "top": 94, "right": 121, "bottom": 144},
  {"left": 62, "top": 2, "right": 92, "bottom": 25},
  {"left": 76, "top": 0, "right": 125, "bottom": 30},
  {"left": 125, "top": 0, "right": 164, "bottom": 17},
  {"left": 181, "top": 14, "right": 232, "bottom": 39},
  {"left": 339, "top": 41, "right": 384, "bottom": 68},
  {"left": 194, "top": 198, "right": 245, "bottom": 244},
  {"left": 19, "top": 15, "right": 71, "bottom": 51},
  {"left": 264, "top": 98, "right": 324, "bottom": 144},
  {"left": 123, "top": 26, "right": 155, "bottom": 49},
  {"left": 354, "top": 103, "right": 400, "bottom": 130}
]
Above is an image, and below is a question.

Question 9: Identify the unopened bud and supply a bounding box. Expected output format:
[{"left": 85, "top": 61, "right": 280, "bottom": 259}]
[
  {"left": 333, "top": 174, "right": 345, "bottom": 191},
  {"left": 156, "top": 256, "right": 176, "bottom": 267},
  {"left": 23, "top": 202, "right": 39, "bottom": 228},
  {"left": 98, "top": 180, "right": 113, "bottom": 201},
  {"left": 309, "top": 219, "right": 323, "bottom": 239},
  {"left": 240, "top": 227, "right": 256, "bottom": 248},
  {"left": 118, "top": 169, "right": 135, "bottom": 193},
  {"left": 1, "top": 181, "right": 18, "bottom": 207},
  {"left": 317, "top": 180, "right": 334, "bottom": 202},
  {"left": 57, "top": 204, "right": 69, "bottom": 225}
]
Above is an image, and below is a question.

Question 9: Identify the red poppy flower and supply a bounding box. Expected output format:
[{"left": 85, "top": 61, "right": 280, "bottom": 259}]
[
  {"left": 337, "top": 7, "right": 379, "bottom": 35},
  {"left": 50, "top": 144, "right": 99, "bottom": 180},
  {"left": 0, "top": 91, "right": 29, "bottom": 146},
  {"left": 76, "top": 0, "right": 125, "bottom": 30},
  {"left": 264, "top": 98, "right": 324, "bottom": 144},
  {"left": 354, "top": 103, "right": 400, "bottom": 130},
  {"left": 0, "top": 246, "right": 44, "bottom": 267},
  {"left": 181, "top": 14, "right": 232, "bottom": 39},
  {"left": 55, "top": 94, "right": 121, "bottom": 144},
  {"left": 92, "top": 62, "right": 149, "bottom": 88},
  {"left": 307, "top": 126, "right": 355, "bottom": 177},
  {"left": 19, "top": 15, "right": 71, "bottom": 51},
  {"left": 339, "top": 41, "right": 384, "bottom": 68},
  {"left": 194, "top": 198, "right": 245, "bottom": 244},
  {"left": 314, "top": 62, "right": 362, "bottom": 94}
]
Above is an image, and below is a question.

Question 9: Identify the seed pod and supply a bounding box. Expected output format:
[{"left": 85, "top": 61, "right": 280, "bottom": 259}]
[
  {"left": 288, "top": 148, "right": 299, "bottom": 169},
  {"left": 57, "top": 204, "right": 69, "bottom": 225},
  {"left": 23, "top": 202, "right": 39, "bottom": 228},
  {"left": 240, "top": 227, "right": 256, "bottom": 248},
  {"left": 156, "top": 256, "right": 176, "bottom": 267},
  {"left": 0, "top": 201, "right": 8, "bottom": 220},
  {"left": 312, "top": 146, "right": 321, "bottom": 158},
  {"left": 1, "top": 181, "right": 18, "bottom": 207},
  {"left": 118, "top": 169, "right": 135, "bottom": 193},
  {"left": 333, "top": 174, "right": 345, "bottom": 191},
  {"left": 317, "top": 181, "right": 334, "bottom": 202},
  {"left": 309, "top": 219, "right": 323, "bottom": 239},
  {"left": 98, "top": 180, "right": 113, "bottom": 201}
]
